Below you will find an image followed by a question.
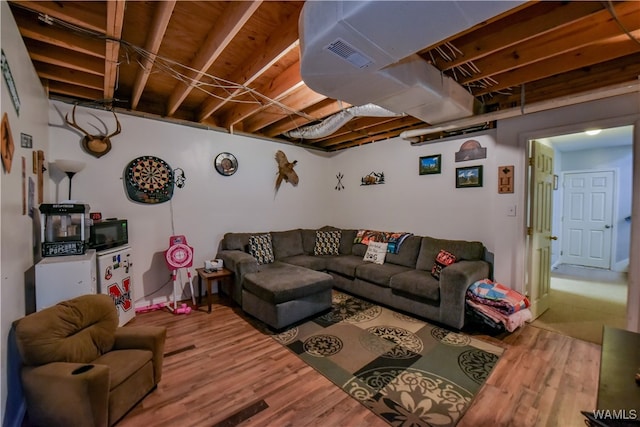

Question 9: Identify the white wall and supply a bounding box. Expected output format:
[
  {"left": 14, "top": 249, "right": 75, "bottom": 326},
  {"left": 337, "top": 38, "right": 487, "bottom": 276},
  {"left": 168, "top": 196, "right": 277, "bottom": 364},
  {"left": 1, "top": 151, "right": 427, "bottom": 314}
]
[
  {"left": 327, "top": 132, "right": 497, "bottom": 244},
  {"left": 1, "top": 2, "right": 51, "bottom": 422},
  {"left": 48, "top": 100, "right": 334, "bottom": 305}
]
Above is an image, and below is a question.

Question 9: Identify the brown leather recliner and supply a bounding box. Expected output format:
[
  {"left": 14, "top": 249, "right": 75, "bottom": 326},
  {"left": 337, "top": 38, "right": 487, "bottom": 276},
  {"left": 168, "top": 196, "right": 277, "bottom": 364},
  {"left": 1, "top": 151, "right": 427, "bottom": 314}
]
[{"left": 14, "top": 294, "right": 166, "bottom": 427}]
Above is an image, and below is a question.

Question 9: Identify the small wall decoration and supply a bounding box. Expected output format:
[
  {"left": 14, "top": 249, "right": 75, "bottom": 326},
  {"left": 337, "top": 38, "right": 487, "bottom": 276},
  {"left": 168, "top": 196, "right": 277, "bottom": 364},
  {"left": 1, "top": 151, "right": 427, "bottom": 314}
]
[
  {"left": 1, "top": 112, "right": 15, "bottom": 173},
  {"left": 28, "top": 177, "right": 34, "bottom": 218},
  {"left": 361, "top": 171, "right": 385, "bottom": 185},
  {"left": 419, "top": 154, "right": 441, "bottom": 175},
  {"left": 335, "top": 172, "right": 344, "bottom": 190},
  {"left": 455, "top": 139, "right": 487, "bottom": 162},
  {"left": 36, "top": 150, "right": 45, "bottom": 203},
  {"left": 1, "top": 49, "right": 20, "bottom": 115},
  {"left": 20, "top": 133, "right": 32, "bottom": 148},
  {"left": 214, "top": 152, "right": 237, "bottom": 176},
  {"left": 65, "top": 105, "right": 121, "bottom": 158},
  {"left": 456, "top": 165, "right": 483, "bottom": 188},
  {"left": 498, "top": 165, "right": 514, "bottom": 193},
  {"left": 275, "top": 150, "right": 298, "bottom": 191},
  {"left": 124, "top": 155, "right": 174, "bottom": 204}
]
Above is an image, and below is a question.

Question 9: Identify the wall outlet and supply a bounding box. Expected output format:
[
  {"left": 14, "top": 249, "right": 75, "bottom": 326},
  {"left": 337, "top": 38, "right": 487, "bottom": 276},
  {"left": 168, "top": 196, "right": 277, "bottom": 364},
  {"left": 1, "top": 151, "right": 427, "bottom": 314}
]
[{"left": 507, "top": 205, "right": 517, "bottom": 216}]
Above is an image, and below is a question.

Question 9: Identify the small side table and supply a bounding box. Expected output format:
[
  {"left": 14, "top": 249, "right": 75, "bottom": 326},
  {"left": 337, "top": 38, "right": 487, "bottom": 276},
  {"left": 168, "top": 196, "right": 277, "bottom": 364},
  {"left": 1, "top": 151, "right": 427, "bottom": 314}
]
[{"left": 195, "top": 267, "right": 233, "bottom": 313}]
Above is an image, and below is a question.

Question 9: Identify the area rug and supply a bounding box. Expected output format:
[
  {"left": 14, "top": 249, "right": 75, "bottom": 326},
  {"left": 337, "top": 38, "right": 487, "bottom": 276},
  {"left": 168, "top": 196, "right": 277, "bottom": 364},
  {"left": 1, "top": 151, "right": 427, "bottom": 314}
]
[{"left": 271, "top": 291, "right": 504, "bottom": 427}]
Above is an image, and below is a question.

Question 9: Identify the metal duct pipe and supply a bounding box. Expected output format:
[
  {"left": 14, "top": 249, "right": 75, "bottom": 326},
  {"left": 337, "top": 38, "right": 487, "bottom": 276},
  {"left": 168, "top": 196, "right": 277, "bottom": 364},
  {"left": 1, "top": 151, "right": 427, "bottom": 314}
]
[
  {"left": 401, "top": 80, "right": 640, "bottom": 142},
  {"left": 284, "top": 104, "right": 402, "bottom": 139}
]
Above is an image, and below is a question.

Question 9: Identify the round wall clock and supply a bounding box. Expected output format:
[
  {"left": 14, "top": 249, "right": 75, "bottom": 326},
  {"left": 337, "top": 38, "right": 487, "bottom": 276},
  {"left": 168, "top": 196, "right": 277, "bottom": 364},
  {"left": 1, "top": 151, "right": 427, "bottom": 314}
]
[
  {"left": 124, "top": 155, "right": 174, "bottom": 204},
  {"left": 214, "top": 152, "right": 237, "bottom": 176}
]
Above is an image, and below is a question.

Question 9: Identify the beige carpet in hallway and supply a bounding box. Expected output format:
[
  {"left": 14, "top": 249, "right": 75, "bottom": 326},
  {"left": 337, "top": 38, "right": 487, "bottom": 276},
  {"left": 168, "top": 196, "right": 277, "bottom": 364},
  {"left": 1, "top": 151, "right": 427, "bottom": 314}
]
[{"left": 531, "top": 266, "right": 627, "bottom": 345}]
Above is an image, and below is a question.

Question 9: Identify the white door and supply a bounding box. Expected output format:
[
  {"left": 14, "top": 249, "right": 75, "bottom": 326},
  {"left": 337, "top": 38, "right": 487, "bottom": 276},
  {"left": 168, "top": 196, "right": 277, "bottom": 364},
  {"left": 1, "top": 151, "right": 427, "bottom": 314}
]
[
  {"left": 527, "top": 140, "right": 554, "bottom": 319},
  {"left": 561, "top": 171, "right": 615, "bottom": 269}
]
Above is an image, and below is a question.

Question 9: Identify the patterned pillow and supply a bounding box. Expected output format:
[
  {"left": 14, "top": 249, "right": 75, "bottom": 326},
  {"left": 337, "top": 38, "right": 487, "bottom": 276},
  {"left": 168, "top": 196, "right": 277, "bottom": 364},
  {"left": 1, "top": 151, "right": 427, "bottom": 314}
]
[
  {"left": 314, "top": 230, "right": 341, "bottom": 255},
  {"left": 248, "top": 234, "right": 274, "bottom": 265},
  {"left": 363, "top": 241, "right": 388, "bottom": 265},
  {"left": 431, "top": 249, "right": 456, "bottom": 279}
]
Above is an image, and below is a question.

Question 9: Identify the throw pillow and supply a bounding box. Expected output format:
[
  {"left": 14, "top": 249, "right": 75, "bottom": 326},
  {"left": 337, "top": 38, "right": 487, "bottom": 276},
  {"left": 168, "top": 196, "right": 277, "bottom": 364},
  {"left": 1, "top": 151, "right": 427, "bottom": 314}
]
[
  {"left": 248, "top": 234, "right": 274, "bottom": 265},
  {"left": 363, "top": 241, "right": 388, "bottom": 265},
  {"left": 314, "top": 230, "right": 341, "bottom": 255},
  {"left": 431, "top": 249, "right": 456, "bottom": 279}
]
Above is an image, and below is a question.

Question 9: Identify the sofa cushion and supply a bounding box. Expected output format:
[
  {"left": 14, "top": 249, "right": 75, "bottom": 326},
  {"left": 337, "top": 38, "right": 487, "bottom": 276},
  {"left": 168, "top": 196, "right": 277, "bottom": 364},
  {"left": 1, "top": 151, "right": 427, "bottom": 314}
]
[
  {"left": 363, "top": 241, "right": 388, "bottom": 264},
  {"left": 390, "top": 270, "right": 440, "bottom": 302},
  {"left": 280, "top": 254, "right": 329, "bottom": 271},
  {"left": 384, "top": 235, "right": 421, "bottom": 268},
  {"left": 352, "top": 243, "right": 367, "bottom": 257},
  {"left": 243, "top": 262, "right": 333, "bottom": 304},
  {"left": 325, "top": 254, "right": 369, "bottom": 278},
  {"left": 314, "top": 230, "right": 341, "bottom": 255},
  {"left": 271, "top": 229, "right": 304, "bottom": 259},
  {"left": 301, "top": 229, "right": 318, "bottom": 254},
  {"left": 248, "top": 234, "right": 275, "bottom": 265},
  {"left": 338, "top": 229, "right": 357, "bottom": 255},
  {"left": 431, "top": 249, "right": 457, "bottom": 279},
  {"left": 223, "top": 232, "right": 260, "bottom": 251},
  {"left": 416, "top": 236, "right": 485, "bottom": 271},
  {"left": 93, "top": 349, "right": 152, "bottom": 390},
  {"left": 355, "top": 262, "right": 412, "bottom": 287}
]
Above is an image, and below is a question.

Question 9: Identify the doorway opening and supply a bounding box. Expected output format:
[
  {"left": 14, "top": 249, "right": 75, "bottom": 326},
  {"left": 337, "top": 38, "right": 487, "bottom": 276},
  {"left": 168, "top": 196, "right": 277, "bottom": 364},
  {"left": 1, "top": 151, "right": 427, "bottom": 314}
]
[{"left": 527, "top": 125, "right": 633, "bottom": 344}]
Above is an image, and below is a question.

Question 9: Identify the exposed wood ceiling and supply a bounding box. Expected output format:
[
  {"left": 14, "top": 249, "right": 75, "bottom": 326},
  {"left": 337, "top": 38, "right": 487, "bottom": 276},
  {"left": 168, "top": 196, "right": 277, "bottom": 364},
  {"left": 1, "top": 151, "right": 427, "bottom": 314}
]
[{"left": 7, "top": 1, "right": 640, "bottom": 151}]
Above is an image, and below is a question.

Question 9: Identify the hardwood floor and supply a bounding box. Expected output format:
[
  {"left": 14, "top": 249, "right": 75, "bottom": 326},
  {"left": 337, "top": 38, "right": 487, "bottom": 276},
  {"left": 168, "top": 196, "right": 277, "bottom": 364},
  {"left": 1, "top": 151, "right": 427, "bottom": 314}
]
[{"left": 118, "top": 295, "right": 600, "bottom": 427}]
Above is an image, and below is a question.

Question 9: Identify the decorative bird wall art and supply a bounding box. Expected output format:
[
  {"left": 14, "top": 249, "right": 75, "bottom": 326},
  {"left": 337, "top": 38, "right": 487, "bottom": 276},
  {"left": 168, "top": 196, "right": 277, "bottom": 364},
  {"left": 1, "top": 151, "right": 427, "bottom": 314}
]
[{"left": 275, "top": 150, "right": 298, "bottom": 191}]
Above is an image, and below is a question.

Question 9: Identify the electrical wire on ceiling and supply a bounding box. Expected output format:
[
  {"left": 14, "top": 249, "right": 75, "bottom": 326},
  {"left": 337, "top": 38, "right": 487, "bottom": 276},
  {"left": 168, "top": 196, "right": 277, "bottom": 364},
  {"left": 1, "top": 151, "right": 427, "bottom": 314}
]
[
  {"left": 604, "top": 0, "right": 640, "bottom": 47},
  {"left": 14, "top": 4, "right": 315, "bottom": 122},
  {"left": 425, "top": 40, "right": 513, "bottom": 103}
]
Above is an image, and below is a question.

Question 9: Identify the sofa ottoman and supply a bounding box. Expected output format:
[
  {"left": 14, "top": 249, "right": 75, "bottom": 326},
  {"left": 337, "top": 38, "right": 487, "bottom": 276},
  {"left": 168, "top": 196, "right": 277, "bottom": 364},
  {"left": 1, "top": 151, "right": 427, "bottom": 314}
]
[{"left": 242, "top": 262, "right": 333, "bottom": 329}]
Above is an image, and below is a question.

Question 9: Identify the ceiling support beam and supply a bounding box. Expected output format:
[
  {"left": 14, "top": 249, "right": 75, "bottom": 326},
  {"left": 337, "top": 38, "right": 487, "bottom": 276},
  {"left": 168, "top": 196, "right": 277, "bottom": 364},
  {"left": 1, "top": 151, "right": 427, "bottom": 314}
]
[
  {"left": 219, "top": 59, "right": 304, "bottom": 129},
  {"left": 166, "top": 1, "right": 262, "bottom": 116},
  {"left": 197, "top": 7, "right": 301, "bottom": 122},
  {"left": 131, "top": 0, "right": 176, "bottom": 109},
  {"left": 460, "top": 2, "right": 640, "bottom": 87},
  {"left": 104, "top": 0, "right": 125, "bottom": 101}
]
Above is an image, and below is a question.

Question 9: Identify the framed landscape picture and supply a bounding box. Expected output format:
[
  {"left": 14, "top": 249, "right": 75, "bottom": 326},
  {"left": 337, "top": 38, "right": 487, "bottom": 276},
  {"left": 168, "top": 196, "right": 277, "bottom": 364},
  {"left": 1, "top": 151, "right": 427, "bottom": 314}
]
[
  {"left": 419, "top": 154, "right": 441, "bottom": 175},
  {"left": 456, "top": 165, "right": 483, "bottom": 188}
]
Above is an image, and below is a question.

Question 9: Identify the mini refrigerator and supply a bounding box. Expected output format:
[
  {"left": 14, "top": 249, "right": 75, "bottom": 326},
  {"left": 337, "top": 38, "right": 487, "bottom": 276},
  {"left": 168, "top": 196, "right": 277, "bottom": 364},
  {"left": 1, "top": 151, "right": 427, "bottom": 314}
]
[
  {"left": 35, "top": 250, "right": 97, "bottom": 310},
  {"left": 97, "top": 245, "right": 135, "bottom": 326}
]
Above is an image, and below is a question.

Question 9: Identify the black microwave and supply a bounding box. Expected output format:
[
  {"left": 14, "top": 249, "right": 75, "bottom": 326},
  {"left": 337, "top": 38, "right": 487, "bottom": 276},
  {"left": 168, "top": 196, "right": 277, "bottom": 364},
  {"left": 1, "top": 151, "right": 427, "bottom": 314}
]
[{"left": 88, "top": 219, "right": 128, "bottom": 251}]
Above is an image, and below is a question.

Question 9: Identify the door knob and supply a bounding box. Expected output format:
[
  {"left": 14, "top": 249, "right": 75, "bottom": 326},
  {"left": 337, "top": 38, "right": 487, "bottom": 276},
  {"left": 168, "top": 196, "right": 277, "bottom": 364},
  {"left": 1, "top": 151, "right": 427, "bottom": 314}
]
[
  {"left": 549, "top": 235, "right": 558, "bottom": 240},
  {"left": 605, "top": 225, "right": 611, "bottom": 229}
]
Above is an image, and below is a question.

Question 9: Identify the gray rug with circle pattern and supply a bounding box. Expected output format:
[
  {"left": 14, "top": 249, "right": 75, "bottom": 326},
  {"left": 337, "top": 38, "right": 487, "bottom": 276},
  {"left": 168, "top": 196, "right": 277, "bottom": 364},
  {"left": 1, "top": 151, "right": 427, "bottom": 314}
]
[{"left": 272, "top": 291, "right": 504, "bottom": 427}]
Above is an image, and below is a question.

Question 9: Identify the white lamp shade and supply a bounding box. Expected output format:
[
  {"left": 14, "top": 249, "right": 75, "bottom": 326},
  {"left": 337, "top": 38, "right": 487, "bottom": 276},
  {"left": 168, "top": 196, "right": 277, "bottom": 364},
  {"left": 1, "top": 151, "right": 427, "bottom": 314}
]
[{"left": 55, "top": 159, "right": 86, "bottom": 174}]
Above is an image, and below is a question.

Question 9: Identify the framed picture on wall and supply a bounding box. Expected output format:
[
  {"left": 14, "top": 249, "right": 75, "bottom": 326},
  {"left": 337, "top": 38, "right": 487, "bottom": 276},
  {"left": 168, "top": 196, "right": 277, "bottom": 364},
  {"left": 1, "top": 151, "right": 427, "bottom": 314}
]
[
  {"left": 456, "top": 165, "right": 483, "bottom": 188},
  {"left": 419, "top": 154, "right": 441, "bottom": 175}
]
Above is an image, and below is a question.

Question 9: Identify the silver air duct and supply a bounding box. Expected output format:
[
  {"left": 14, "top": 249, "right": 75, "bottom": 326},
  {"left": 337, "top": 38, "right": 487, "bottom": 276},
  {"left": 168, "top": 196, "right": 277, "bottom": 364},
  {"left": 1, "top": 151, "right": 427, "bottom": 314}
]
[{"left": 284, "top": 103, "right": 402, "bottom": 140}]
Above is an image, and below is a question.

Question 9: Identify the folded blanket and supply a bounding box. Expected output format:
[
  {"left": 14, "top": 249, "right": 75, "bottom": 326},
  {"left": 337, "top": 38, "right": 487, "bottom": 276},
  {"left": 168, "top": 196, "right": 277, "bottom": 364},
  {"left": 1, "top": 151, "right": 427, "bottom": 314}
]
[
  {"left": 354, "top": 229, "right": 413, "bottom": 254},
  {"left": 466, "top": 300, "right": 532, "bottom": 332},
  {"left": 467, "top": 279, "right": 530, "bottom": 314}
]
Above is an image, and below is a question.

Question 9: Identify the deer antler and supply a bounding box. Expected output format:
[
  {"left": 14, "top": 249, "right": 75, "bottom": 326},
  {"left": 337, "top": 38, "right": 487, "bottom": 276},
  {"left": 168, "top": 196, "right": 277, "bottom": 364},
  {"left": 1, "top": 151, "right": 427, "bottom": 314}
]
[
  {"left": 107, "top": 110, "right": 121, "bottom": 138},
  {"left": 64, "top": 105, "right": 121, "bottom": 159},
  {"left": 65, "top": 105, "right": 90, "bottom": 137},
  {"left": 65, "top": 105, "right": 121, "bottom": 137}
]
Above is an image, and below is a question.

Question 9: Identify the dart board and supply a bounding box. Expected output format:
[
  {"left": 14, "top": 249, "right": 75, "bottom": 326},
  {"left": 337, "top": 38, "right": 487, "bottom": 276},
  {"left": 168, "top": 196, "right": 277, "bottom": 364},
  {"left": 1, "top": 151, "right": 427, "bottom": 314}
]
[{"left": 124, "top": 155, "right": 174, "bottom": 204}]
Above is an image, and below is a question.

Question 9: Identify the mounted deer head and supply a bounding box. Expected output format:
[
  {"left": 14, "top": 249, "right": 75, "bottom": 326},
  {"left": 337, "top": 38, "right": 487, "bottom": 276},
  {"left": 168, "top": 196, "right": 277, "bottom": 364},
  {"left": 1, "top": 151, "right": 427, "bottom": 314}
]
[{"left": 65, "top": 105, "right": 121, "bottom": 158}]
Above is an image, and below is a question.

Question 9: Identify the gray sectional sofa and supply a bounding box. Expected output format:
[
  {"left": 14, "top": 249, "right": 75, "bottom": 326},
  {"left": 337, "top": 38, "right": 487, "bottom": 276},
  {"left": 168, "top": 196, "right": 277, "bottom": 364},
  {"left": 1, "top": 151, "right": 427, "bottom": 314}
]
[{"left": 216, "top": 227, "right": 491, "bottom": 330}]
